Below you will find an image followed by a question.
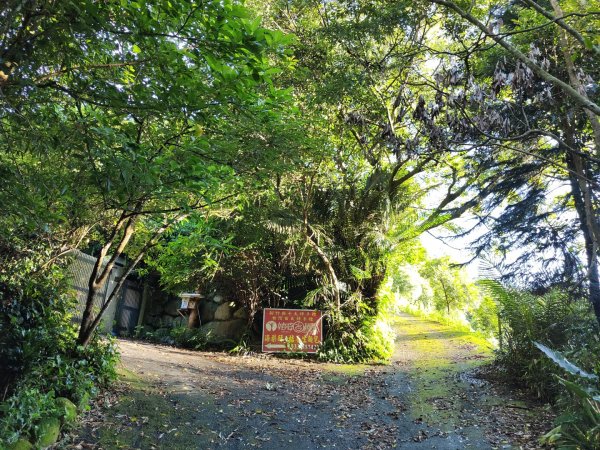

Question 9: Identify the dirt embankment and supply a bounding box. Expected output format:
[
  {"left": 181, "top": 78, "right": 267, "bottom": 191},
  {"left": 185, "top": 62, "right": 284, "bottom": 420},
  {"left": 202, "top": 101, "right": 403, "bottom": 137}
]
[{"left": 61, "top": 313, "right": 553, "bottom": 449}]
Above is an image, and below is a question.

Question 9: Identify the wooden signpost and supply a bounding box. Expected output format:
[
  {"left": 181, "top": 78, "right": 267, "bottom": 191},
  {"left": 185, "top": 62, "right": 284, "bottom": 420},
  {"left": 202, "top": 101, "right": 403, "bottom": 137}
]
[{"left": 178, "top": 293, "right": 204, "bottom": 328}]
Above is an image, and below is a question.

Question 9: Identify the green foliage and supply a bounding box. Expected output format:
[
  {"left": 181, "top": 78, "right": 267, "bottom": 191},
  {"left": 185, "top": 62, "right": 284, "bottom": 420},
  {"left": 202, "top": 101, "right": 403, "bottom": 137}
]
[
  {"left": 144, "top": 217, "right": 234, "bottom": 293},
  {"left": 77, "top": 336, "right": 120, "bottom": 387},
  {"left": 169, "top": 326, "right": 211, "bottom": 350},
  {"left": 485, "top": 283, "right": 582, "bottom": 398},
  {"left": 418, "top": 257, "right": 475, "bottom": 316},
  {"left": 429, "top": 0, "right": 600, "bottom": 324},
  {"left": 0, "top": 388, "right": 57, "bottom": 445},
  {"left": 0, "top": 338, "right": 120, "bottom": 445},
  {"left": 536, "top": 346, "right": 600, "bottom": 449},
  {"left": 0, "top": 239, "right": 119, "bottom": 445},
  {"left": 535, "top": 343, "right": 598, "bottom": 382},
  {"left": 466, "top": 295, "right": 499, "bottom": 337},
  {"left": 0, "top": 0, "right": 299, "bottom": 345},
  {"left": 318, "top": 298, "right": 394, "bottom": 364},
  {"left": 28, "top": 356, "right": 97, "bottom": 406},
  {"left": 136, "top": 325, "right": 210, "bottom": 350},
  {"left": 482, "top": 279, "right": 600, "bottom": 395},
  {"left": 480, "top": 280, "right": 600, "bottom": 446},
  {"left": 229, "top": 333, "right": 254, "bottom": 356},
  {"left": 0, "top": 239, "right": 77, "bottom": 390},
  {"left": 2, "top": 0, "right": 596, "bottom": 385},
  {"left": 318, "top": 318, "right": 393, "bottom": 364},
  {"left": 385, "top": 250, "right": 497, "bottom": 337}
]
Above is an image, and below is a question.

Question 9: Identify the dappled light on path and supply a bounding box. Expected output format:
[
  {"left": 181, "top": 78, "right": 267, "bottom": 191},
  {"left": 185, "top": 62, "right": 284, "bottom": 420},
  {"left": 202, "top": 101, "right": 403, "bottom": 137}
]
[{"left": 64, "top": 313, "right": 552, "bottom": 449}]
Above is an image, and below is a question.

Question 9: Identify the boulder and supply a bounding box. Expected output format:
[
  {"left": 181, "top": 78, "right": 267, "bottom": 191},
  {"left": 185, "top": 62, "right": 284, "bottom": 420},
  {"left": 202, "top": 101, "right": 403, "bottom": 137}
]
[
  {"left": 160, "top": 315, "right": 174, "bottom": 327},
  {"left": 7, "top": 439, "right": 33, "bottom": 450},
  {"left": 200, "top": 319, "right": 246, "bottom": 343},
  {"left": 172, "top": 315, "right": 186, "bottom": 328},
  {"left": 55, "top": 397, "right": 77, "bottom": 424},
  {"left": 233, "top": 307, "right": 248, "bottom": 320},
  {"left": 144, "top": 314, "right": 161, "bottom": 328},
  {"left": 163, "top": 298, "right": 181, "bottom": 316},
  {"left": 146, "top": 300, "right": 163, "bottom": 316},
  {"left": 35, "top": 417, "right": 60, "bottom": 448},
  {"left": 200, "top": 301, "right": 219, "bottom": 322},
  {"left": 214, "top": 303, "right": 232, "bottom": 321}
]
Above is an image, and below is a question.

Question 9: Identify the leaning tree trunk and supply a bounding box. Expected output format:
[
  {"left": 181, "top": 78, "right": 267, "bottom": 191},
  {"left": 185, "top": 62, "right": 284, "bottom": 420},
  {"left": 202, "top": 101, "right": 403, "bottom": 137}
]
[
  {"left": 77, "top": 214, "right": 136, "bottom": 345},
  {"left": 304, "top": 218, "right": 341, "bottom": 313},
  {"left": 77, "top": 212, "right": 187, "bottom": 346}
]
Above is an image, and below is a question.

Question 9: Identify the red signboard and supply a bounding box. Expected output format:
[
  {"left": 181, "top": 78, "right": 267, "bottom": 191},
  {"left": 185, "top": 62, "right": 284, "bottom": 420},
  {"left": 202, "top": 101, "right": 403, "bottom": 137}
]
[{"left": 262, "top": 308, "right": 323, "bottom": 353}]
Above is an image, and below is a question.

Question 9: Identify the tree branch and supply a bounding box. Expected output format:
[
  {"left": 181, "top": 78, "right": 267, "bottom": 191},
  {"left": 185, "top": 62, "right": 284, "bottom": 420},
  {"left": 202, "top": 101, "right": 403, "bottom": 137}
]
[
  {"left": 522, "top": 0, "right": 600, "bottom": 57},
  {"left": 430, "top": 0, "right": 600, "bottom": 116}
]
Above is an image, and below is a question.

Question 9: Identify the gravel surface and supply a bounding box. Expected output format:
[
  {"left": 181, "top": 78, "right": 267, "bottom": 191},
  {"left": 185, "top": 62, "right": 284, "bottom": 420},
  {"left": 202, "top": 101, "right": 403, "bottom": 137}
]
[{"left": 61, "top": 313, "right": 553, "bottom": 449}]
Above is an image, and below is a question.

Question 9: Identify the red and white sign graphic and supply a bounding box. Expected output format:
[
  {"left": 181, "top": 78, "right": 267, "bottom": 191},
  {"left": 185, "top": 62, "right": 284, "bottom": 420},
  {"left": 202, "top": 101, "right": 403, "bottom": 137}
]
[{"left": 262, "top": 308, "right": 323, "bottom": 353}]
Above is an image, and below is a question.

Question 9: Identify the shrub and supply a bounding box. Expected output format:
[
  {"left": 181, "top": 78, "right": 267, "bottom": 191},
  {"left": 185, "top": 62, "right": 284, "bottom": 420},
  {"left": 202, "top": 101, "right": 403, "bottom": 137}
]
[
  {"left": 78, "top": 336, "right": 120, "bottom": 387},
  {"left": 537, "top": 344, "right": 600, "bottom": 449},
  {"left": 0, "top": 388, "right": 58, "bottom": 445},
  {"left": 0, "top": 239, "right": 77, "bottom": 394},
  {"left": 467, "top": 295, "right": 499, "bottom": 337},
  {"left": 480, "top": 280, "right": 600, "bottom": 446},
  {"left": 480, "top": 282, "right": 590, "bottom": 399},
  {"left": 0, "top": 239, "right": 120, "bottom": 445},
  {"left": 169, "top": 326, "right": 210, "bottom": 350},
  {"left": 136, "top": 325, "right": 210, "bottom": 350},
  {"left": 318, "top": 297, "right": 394, "bottom": 364}
]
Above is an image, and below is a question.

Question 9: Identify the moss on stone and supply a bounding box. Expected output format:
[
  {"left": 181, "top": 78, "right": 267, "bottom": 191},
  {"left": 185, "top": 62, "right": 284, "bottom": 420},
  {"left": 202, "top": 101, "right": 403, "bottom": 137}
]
[
  {"left": 55, "top": 397, "right": 78, "bottom": 424},
  {"left": 34, "top": 416, "right": 61, "bottom": 448},
  {"left": 7, "top": 438, "right": 34, "bottom": 450}
]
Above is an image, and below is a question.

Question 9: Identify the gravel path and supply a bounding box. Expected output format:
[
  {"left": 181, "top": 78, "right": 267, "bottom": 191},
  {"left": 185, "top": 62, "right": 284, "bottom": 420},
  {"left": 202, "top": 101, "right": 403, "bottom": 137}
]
[{"left": 63, "top": 313, "right": 552, "bottom": 449}]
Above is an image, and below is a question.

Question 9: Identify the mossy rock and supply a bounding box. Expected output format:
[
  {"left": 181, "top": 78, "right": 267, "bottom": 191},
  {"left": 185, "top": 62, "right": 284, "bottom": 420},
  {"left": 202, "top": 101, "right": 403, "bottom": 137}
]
[
  {"left": 34, "top": 416, "right": 61, "bottom": 448},
  {"left": 7, "top": 438, "right": 34, "bottom": 450},
  {"left": 55, "top": 397, "right": 78, "bottom": 424}
]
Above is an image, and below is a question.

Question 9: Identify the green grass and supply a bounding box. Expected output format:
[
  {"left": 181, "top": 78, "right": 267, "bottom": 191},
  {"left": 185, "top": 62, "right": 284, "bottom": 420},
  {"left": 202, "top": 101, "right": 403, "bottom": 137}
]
[{"left": 391, "top": 314, "right": 493, "bottom": 431}]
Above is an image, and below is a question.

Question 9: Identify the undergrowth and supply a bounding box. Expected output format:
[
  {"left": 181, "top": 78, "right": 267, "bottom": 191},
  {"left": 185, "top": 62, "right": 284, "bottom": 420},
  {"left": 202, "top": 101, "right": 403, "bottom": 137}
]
[
  {"left": 481, "top": 281, "right": 600, "bottom": 449},
  {"left": 135, "top": 325, "right": 211, "bottom": 350},
  {"left": 318, "top": 290, "right": 395, "bottom": 364},
  {"left": 0, "top": 239, "right": 119, "bottom": 446}
]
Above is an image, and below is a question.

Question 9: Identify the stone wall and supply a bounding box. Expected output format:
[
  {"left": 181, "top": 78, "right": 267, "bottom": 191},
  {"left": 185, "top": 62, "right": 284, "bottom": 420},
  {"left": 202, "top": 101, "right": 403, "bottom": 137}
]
[
  {"left": 142, "top": 289, "right": 248, "bottom": 344},
  {"left": 198, "top": 292, "right": 248, "bottom": 343},
  {"left": 144, "top": 289, "right": 186, "bottom": 329}
]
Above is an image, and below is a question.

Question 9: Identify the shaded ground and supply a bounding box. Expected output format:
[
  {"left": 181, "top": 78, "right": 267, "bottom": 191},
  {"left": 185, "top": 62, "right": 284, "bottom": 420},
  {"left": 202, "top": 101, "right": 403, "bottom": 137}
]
[{"left": 60, "top": 313, "right": 554, "bottom": 449}]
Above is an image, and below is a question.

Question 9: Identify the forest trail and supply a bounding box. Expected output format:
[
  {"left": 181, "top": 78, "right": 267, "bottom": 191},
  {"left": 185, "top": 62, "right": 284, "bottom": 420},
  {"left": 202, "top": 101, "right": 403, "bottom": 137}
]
[{"left": 64, "top": 313, "right": 552, "bottom": 449}]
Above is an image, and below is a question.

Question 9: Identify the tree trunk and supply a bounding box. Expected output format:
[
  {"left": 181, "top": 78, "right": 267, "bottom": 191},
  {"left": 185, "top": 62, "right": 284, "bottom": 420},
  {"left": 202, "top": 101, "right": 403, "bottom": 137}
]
[
  {"left": 304, "top": 218, "right": 341, "bottom": 313},
  {"left": 440, "top": 277, "right": 451, "bottom": 315},
  {"left": 77, "top": 217, "right": 136, "bottom": 345},
  {"left": 77, "top": 213, "right": 187, "bottom": 346},
  {"left": 588, "top": 249, "right": 600, "bottom": 325},
  {"left": 566, "top": 150, "right": 600, "bottom": 325}
]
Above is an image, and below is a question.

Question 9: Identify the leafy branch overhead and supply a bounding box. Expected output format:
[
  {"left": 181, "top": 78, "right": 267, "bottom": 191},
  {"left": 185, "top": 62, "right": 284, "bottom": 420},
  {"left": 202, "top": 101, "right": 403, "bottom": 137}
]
[
  {"left": 1, "top": 0, "right": 599, "bottom": 359},
  {"left": 0, "top": 0, "right": 298, "bottom": 345}
]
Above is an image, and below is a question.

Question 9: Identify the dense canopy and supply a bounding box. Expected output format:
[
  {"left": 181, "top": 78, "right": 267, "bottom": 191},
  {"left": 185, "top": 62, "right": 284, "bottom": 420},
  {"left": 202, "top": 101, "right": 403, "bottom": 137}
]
[{"left": 1, "top": 1, "right": 599, "bottom": 446}]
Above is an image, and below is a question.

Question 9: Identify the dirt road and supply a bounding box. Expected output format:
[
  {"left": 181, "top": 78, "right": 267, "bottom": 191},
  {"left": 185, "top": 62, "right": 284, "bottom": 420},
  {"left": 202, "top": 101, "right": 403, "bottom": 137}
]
[{"left": 64, "top": 313, "right": 552, "bottom": 449}]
